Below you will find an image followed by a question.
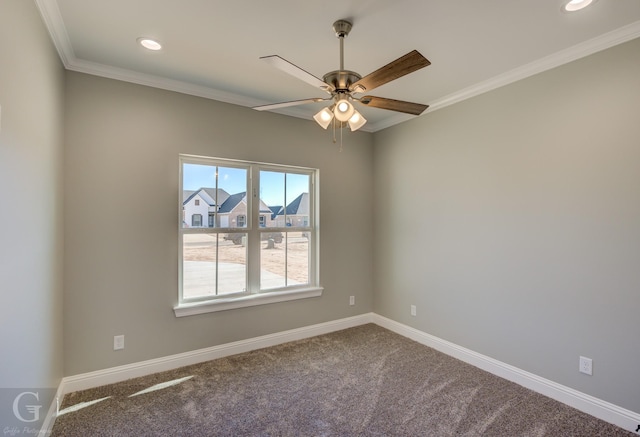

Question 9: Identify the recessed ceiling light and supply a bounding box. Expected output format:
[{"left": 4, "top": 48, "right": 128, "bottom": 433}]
[
  {"left": 562, "top": 0, "right": 597, "bottom": 12},
  {"left": 137, "top": 37, "right": 162, "bottom": 51}
]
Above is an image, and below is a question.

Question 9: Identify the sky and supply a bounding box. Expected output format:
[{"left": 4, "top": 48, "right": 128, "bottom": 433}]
[{"left": 183, "top": 163, "right": 308, "bottom": 206}]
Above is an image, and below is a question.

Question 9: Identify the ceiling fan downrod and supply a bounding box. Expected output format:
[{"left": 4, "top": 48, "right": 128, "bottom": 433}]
[
  {"left": 333, "top": 20, "right": 352, "bottom": 72},
  {"left": 322, "top": 20, "right": 361, "bottom": 94}
]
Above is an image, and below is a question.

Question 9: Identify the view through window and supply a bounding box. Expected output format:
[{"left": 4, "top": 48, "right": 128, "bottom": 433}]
[{"left": 179, "top": 155, "right": 318, "bottom": 307}]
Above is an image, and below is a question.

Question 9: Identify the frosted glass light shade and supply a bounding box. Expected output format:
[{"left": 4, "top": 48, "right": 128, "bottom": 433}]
[
  {"left": 334, "top": 99, "right": 355, "bottom": 122},
  {"left": 348, "top": 110, "right": 367, "bottom": 131},
  {"left": 313, "top": 107, "right": 334, "bottom": 129}
]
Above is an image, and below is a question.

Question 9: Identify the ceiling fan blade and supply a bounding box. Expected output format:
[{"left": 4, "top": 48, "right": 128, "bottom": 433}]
[
  {"left": 359, "top": 96, "right": 429, "bottom": 115},
  {"left": 350, "top": 50, "right": 431, "bottom": 93},
  {"left": 260, "top": 55, "right": 334, "bottom": 92},
  {"left": 253, "top": 98, "right": 327, "bottom": 111}
]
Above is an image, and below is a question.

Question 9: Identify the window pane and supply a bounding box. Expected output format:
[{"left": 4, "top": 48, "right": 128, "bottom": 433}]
[
  {"left": 182, "top": 163, "right": 247, "bottom": 229},
  {"left": 217, "top": 234, "right": 248, "bottom": 294},
  {"left": 259, "top": 171, "right": 285, "bottom": 228},
  {"left": 182, "top": 233, "right": 246, "bottom": 298},
  {"left": 287, "top": 231, "right": 309, "bottom": 285},
  {"left": 260, "top": 231, "right": 309, "bottom": 290},
  {"left": 260, "top": 171, "right": 310, "bottom": 228},
  {"left": 285, "top": 173, "right": 310, "bottom": 228},
  {"left": 260, "top": 233, "right": 286, "bottom": 290}
]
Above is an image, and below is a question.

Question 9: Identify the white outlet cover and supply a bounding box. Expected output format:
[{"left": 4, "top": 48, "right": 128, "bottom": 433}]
[
  {"left": 579, "top": 356, "right": 593, "bottom": 375},
  {"left": 114, "top": 335, "right": 125, "bottom": 350}
]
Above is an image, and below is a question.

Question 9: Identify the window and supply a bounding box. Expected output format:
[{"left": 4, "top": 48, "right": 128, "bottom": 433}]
[
  {"left": 176, "top": 155, "right": 321, "bottom": 316},
  {"left": 195, "top": 199, "right": 200, "bottom": 206},
  {"left": 191, "top": 214, "right": 202, "bottom": 227}
]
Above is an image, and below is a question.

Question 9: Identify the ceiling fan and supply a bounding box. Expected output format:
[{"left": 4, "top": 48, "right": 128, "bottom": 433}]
[{"left": 253, "top": 19, "right": 431, "bottom": 133}]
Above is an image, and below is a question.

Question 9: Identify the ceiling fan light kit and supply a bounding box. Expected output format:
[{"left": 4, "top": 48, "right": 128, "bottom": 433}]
[{"left": 254, "top": 19, "right": 431, "bottom": 146}]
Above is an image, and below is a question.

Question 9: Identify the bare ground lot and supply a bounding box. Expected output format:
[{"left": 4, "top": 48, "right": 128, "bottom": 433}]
[{"left": 183, "top": 232, "right": 309, "bottom": 284}]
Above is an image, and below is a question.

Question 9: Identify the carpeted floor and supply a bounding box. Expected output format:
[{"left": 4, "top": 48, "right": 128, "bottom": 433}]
[{"left": 51, "top": 324, "right": 635, "bottom": 436}]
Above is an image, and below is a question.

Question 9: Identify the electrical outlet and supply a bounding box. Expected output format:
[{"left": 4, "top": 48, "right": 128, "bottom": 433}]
[
  {"left": 410, "top": 305, "right": 417, "bottom": 317},
  {"left": 349, "top": 295, "right": 355, "bottom": 306},
  {"left": 114, "top": 335, "right": 125, "bottom": 351},
  {"left": 579, "top": 356, "right": 592, "bottom": 375}
]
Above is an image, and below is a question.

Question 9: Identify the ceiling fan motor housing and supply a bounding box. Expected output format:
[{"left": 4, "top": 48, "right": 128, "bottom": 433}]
[{"left": 323, "top": 70, "right": 362, "bottom": 92}]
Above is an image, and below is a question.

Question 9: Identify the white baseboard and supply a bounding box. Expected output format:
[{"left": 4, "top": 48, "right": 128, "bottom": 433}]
[
  {"left": 59, "top": 313, "right": 374, "bottom": 396},
  {"left": 49, "top": 312, "right": 639, "bottom": 435},
  {"left": 38, "top": 383, "right": 64, "bottom": 437},
  {"left": 371, "top": 314, "right": 640, "bottom": 435}
]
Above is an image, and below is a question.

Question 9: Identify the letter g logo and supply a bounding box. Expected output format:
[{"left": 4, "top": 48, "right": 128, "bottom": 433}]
[{"left": 12, "top": 391, "right": 42, "bottom": 423}]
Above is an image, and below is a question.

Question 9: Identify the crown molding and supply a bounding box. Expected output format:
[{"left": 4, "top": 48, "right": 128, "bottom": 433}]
[
  {"left": 367, "top": 112, "right": 414, "bottom": 132},
  {"left": 35, "top": 0, "right": 74, "bottom": 66},
  {"left": 426, "top": 20, "right": 640, "bottom": 115},
  {"left": 69, "top": 58, "right": 263, "bottom": 108},
  {"left": 35, "top": 0, "right": 640, "bottom": 132}
]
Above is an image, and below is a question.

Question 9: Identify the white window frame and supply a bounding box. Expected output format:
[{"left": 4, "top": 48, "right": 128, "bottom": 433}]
[{"left": 175, "top": 155, "right": 322, "bottom": 317}]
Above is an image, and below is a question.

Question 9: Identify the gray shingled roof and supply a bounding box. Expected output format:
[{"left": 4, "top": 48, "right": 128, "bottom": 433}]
[
  {"left": 269, "top": 206, "right": 283, "bottom": 220},
  {"left": 183, "top": 188, "right": 230, "bottom": 206},
  {"left": 182, "top": 190, "right": 196, "bottom": 202},
  {"left": 218, "top": 192, "right": 246, "bottom": 213},
  {"left": 281, "top": 193, "right": 309, "bottom": 215}
]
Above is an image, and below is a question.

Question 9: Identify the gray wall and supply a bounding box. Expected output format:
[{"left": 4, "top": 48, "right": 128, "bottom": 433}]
[
  {"left": 0, "top": 1, "right": 65, "bottom": 389},
  {"left": 373, "top": 37, "right": 640, "bottom": 413},
  {"left": 63, "top": 72, "right": 374, "bottom": 375}
]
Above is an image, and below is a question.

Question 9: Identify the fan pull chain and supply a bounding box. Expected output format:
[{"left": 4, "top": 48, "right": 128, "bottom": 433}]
[
  {"left": 332, "top": 118, "right": 337, "bottom": 144},
  {"left": 330, "top": 118, "right": 343, "bottom": 151}
]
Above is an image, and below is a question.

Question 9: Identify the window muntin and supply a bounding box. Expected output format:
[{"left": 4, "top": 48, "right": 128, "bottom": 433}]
[{"left": 179, "top": 156, "right": 318, "bottom": 307}]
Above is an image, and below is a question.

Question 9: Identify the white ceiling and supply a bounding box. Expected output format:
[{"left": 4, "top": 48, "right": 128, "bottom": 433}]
[{"left": 37, "top": 0, "right": 640, "bottom": 132}]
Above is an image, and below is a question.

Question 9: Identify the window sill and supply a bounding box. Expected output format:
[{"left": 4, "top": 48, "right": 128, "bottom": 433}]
[{"left": 174, "top": 287, "right": 324, "bottom": 317}]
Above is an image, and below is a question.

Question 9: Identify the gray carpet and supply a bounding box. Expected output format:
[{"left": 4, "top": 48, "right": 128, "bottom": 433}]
[{"left": 51, "top": 324, "right": 634, "bottom": 436}]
